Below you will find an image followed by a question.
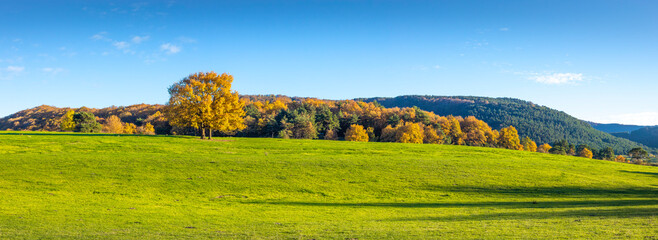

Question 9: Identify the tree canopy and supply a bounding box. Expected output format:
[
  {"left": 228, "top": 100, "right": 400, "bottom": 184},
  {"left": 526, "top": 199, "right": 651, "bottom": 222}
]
[{"left": 166, "top": 72, "right": 246, "bottom": 139}]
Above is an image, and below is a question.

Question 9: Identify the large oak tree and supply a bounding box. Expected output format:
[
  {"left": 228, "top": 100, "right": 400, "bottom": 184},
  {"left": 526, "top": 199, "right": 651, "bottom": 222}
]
[{"left": 166, "top": 72, "right": 245, "bottom": 139}]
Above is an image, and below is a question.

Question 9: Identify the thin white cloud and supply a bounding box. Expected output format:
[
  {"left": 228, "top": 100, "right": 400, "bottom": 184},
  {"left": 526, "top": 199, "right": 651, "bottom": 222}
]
[
  {"left": 91, "top": 32, "right": 108, "bottom": 41},
  {"left": 177, "top": 36, "right": 197, "bottom": 43},
  {"left": 433, "top": 65, "right": 441, "bottom": 69},
  {"left": 1, "top": 66, "right": 25, "bottom": 80},
  {"left": 499, "top": 27, "right": 509, "bottom": 31},
  {"left": 528, "top": 72, "right": 583, "bottom": 85},
  {"left": 42, "top": 67, "right": 65, "bottom": 75},
  {"left": 160, "top": 43, "right": 181, "bottom": 54},
  {"left": 6, "top": 66, "right": 24, "bottom": 73},
  {"left": 597, "top": 112, "right": 658, "bottom": 126},
  {"left": 113, "top": 41, "right": 130, "bottom": 49},
  {"left": 132, "top": 35, "right": 150, "bottom": 43}
]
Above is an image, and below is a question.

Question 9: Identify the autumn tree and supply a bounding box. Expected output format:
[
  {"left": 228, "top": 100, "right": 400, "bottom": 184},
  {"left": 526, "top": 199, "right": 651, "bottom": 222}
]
[
  {"left": 103, "top": 115, "right": 124, "bottom": 133},
  {"left": 345, "top": 124, "right": 369, "bottom": 142},
  {"left": 537, "top": 143, "right": 552, "bottom": 153},
  {"left": 615, "top": 155, "right": 627, "bottom": 163},
  {"left": 123, "top": 122, "right": 137, "bottom": 134},
  {"left": 395, "top": 122, "right": 424, "bottom": 144},
  {"left": 521, "top": 136, "right": 537, "bottom": 152},
  {"left": 423, "top": 125, "right": 444, "bottom": 144},
  {"left": 579, "top": 148, "right": 593, "bottom": 159},
  {"left": 461, "top": 116, "right": 490, "bottom": 146},
  {"left": 59, "top": 110, "right": 76, "bottom": 131},
  {"left": 441, "top": 115, "right": 464, "bottom": 145},
  {"left": 166, "top": 72, "right": 246, "bottom": 139},
  {"left": 380, "top": 125, "right": 397, "bottom": 142},
  {"left": 137, "top": 123, "right": 155, "bottom": 135},
  {"left": 498, "top": 126, "right": 523, "bottom": 150}
]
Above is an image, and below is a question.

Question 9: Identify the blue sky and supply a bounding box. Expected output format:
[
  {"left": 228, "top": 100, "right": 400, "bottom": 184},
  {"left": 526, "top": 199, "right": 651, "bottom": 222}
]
[{"left": 1, "top": 0, "right": 658, "bottom": 125}]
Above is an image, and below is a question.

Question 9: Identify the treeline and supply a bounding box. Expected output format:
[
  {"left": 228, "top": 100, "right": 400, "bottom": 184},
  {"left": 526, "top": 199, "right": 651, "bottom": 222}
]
[
  {"left": 237, "top": 96, "right": 531, "bottom": 150},
  {"left": 540, "top": 139, "right": 653, "bottom": 165},
  {"left": 360, "top": 95, "right": 652, "bottom": 154},
  {"left": 0, "top": 104, "right": 170, "bottom": 135}
]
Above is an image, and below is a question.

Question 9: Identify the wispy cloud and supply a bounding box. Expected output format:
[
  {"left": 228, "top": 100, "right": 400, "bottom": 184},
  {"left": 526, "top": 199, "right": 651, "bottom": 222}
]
[
  {"left": 42, "top": 67, "right": 65, "bottom": 75},
  {"left": 177, "top": 36, "right": 197, "bottom": 43},
  {"left": 113, "top": 41, "right": 130, "bottom": 49},
  {"left": 91, "top": 32, "right": 109, "bottom": 41},
  {"left": 499, "top": 27, "right": 509, "bottom": 31},
  {"left": 528, "top": 72, "right": 583, "bottom": 85},
  {"left": 6, "top": 66, "right": 24, "bottom": 73},
  {"left": 412, "top": 64, "right": 442, "bottom": 71},
  {"left": 1, "top": 66, "right": 25, "bottom": 80},
  {"left": 132, "top": 35, "right": 150, "bottom": 43},
  {"left": 465, "top": 39, "right": 489, "bottom": 49},
  {"left": 160, "top": 43, "right": 181, "bottom": 54}
]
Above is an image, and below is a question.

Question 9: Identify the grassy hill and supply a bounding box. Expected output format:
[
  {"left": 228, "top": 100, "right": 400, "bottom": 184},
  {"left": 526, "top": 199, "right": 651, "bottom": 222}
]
[
  {"left": 360, "top": 95, "right": 650, "bottom": 154},
  {"left": 0, "top": 132, "right": 656, "bottom": 239}
]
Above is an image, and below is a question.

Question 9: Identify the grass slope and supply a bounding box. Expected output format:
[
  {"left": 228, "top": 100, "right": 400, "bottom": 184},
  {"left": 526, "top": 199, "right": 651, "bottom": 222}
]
[{"left": 0, "top": 132, "right": 657, "bottom": 239}]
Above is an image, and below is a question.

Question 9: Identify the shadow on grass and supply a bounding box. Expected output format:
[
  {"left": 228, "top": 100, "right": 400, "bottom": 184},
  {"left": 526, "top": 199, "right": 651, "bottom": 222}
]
[
  {"left": 247, "top": 186, "right": 658, "bottom": 220},
  {"left": 252, "top": 199, "right": 658, "bottom": 209},
  {"left": 621, "top": 170, "right": 658, "bottom": 178},
  {"left": 420, "top": 185, "right": 658, "bottom": 198},
  {"left": 389, "top": 206, "right": 658, "bottom": 221}
]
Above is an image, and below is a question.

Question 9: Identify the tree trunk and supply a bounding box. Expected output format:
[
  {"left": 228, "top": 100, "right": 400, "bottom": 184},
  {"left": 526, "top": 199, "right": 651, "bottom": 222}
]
[
  {"left": 208, "top": 128, "right": 212, "bottom": 140},
  {"left": 201, "top": 127, "right": 206, "bottom": 139}
]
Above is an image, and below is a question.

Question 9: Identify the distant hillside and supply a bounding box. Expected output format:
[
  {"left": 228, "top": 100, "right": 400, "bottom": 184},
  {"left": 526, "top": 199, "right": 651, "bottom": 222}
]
[
  {"left": 0, "top": 104, "right": 169, "bottom": 133},
  {"left": 359, "top": 95, "right": 649, "bottom": 154},
  {"left": 587, "top": 122, "right": 648, "bottom": 133},
  {"left": 611, "top": 126, "right": 658, "bottom": 149}
]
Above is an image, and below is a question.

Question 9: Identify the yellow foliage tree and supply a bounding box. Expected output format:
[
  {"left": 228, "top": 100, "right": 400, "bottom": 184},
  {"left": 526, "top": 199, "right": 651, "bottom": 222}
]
[
  {"left": 103, "top": 115, "right": 124, "bottom": 134},
  {"left": 521, "top": 136, "right": 537, "bottom": 152},
  {"left": 395, "top": 122, "right": 424, "bottom": 144},
  {"left": 498, "top": 126, "right": 523, "bottom": 150},
  {"left": 486, "top": 129, "right": 499, "bottom": 147},
  {"left": 579, "top": 148, "right": 593, "bottom": 159},
  {"left": 461, "top": 116, "right": 490, "bottom": 146},
  {"left": 123, "top": 122, "right": 136, "bottom": 134},
  {"left": 59, "top": 110, "right": 76, "bottom": 132},
  {"left": 137, "top": 123, "right": 155, "bottom": 135},
  {"left": 345, "top": 124, "right": 369, "bottom": 142},
  {"left": 538, "top": 143, "right": 552, "bottom": 153},
  {"left": 441, "top": 115, "right": 464, "bottom": 145},
  {"left": 166, "top": 72, "right": 246, "bottom": 139},
  {"left": 423, "top": 125, "right": 444, "bottom": 144}
]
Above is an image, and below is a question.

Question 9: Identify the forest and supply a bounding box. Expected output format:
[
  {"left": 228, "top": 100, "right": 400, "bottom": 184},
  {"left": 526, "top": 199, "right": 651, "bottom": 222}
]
[{"left": 360, "top": 95, "right": 652, "bottom": 155}]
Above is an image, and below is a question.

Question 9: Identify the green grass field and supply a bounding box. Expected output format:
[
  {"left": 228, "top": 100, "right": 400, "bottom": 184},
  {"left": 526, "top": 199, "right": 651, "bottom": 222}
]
[{"left": 0, "top": 131, "right": 657, "bottom": 239}]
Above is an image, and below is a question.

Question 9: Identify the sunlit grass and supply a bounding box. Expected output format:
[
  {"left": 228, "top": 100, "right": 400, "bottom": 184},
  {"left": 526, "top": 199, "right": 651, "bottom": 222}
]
[{"left": 0, "top": 131, "right": 656, "bottom": 239}]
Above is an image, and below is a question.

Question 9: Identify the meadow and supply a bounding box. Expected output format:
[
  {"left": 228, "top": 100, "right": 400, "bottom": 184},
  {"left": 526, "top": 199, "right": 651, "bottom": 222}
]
[{"left": 0, "top": 131, "right": 656, "bottom": 239}]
